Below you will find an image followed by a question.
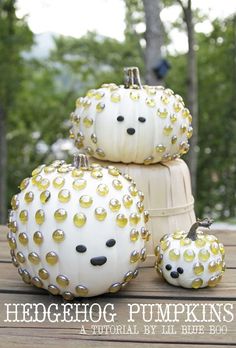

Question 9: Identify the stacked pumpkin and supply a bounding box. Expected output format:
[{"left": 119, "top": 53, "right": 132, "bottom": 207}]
[{"left": 70, "top": 67, "right": 196, "bottom": 255}]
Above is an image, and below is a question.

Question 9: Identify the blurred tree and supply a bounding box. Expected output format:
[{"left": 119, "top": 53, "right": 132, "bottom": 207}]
[{"left": 0, "top": 0, "right": 33, "bottom": 223}]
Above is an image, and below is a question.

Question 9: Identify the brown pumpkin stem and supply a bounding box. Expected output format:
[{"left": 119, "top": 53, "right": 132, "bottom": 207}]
[
  {"left": 73, "top": 153, "right": 89, "bottom": 169},
  {"left": 186, "top": 218, "right": 213, "bottom": 241},
  {"left": 124, "top": 67, "right": 142, "bottom": 89}
]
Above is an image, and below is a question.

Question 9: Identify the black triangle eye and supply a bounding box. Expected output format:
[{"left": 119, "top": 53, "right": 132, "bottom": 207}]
[
  {"left": 76, "top": 245, "right": 87, "bottom": 253},
  {"left": 117, "top": 116, "right": 124, "bottom": 122},
  {"left": 106, "top": 239, "right": 116, "bottom": 247},
  {"left": 138, "top": 117, "right": 146, "bottom": 123}
]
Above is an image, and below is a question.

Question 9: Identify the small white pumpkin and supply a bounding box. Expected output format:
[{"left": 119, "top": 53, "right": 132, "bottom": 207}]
[
  {"left": 155, "top": 219, "right": 225, "bottom": 289},
  {"left": 7, "top": 154, "right": 149, "bottom": 299},
  {"left": 70, "top": 67, "right": 192, "bottom": 164}
]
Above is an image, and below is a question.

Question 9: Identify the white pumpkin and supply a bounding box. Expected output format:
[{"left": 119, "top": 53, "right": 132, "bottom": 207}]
[
  {"left": 7, "top": 154, "right": 148, "bottom": 299},
  {"left": 70, "top": 67, "right": 192, "bottom": 164},
  {"left": 155, "top": 219, "right": 225, "bottom": 289}
]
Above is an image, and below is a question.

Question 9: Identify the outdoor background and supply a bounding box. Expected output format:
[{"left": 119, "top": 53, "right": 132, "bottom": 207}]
[{"left": 0, "top": 0, "right": 235, "bottom": 225}]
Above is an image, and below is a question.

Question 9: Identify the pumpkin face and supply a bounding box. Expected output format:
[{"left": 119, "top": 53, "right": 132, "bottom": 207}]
[
  {"left": 7, "top": 155, "right": 148, "bottom": 299},
  {"left": 155, "top": 220, "right": 225, "bottom": 289},
  {"left": 70, "top": 67, "right": 192, "bottom": 164}
]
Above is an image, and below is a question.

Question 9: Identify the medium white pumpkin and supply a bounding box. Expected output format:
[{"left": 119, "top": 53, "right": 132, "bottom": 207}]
[
  {"left": 7, "top": 154, "right": 148, "bottom": 299},
  {"left": 70, "top": 67, "right": 192, "bottom": 164},
  {"left": 155, "top": 219, "right": 225, "bottom": 289}
]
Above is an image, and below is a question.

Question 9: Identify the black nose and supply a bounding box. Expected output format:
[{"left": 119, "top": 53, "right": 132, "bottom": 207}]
[
  {"left": 127, "top": 128, "right": 135, "bottom": 135},
  {"left": 170, "top": 271, "right": 179, "bottom": 279},
  {"left": 90, "top": 256, "right": 107, "bottom": 266}
]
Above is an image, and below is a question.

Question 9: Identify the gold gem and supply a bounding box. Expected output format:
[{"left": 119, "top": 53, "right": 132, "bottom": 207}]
[
  {"left": 24, "top": 191, "right": 34, "bottom": 204},
  {"left": 32, "top": 165, "right": 45, "bottom": 176},
  {"left": 38, "top": 268, "right": 49, "bottom": 280},
  {"left": 83, "top": 117, "right": 93, "bottom": 128},
  {"left": 140, "top": 247, "right": 146, "bottom": 261},
  {"left": 144, "top": 156, "right": 153, "bottom": 165},
  {"left": 180, "top": 238, "right": 192, "bottom": 246},
  {"left": 199, "top": 249, "right": 210, "bottom": 262},
  {"left": 171, "top": 135, "right": 177, "bottom": 144},
  {"left": 71, "top": 169, "right": 84, "bottom": 178},
  {"left": 179, "top": 141, "right": 190, "bottom": 154},
  {"left": 163, "top": 124, "right": 173, "bottom": 135},
  {"left": 91, "top": 169, "right": 103, "bottom": 179},
  {"left": 161, "top": 239, "right": 170, "bottom": 251},
  {"left": 109, "top": 199, "right": 121, "bottom": 212},
  {"left": 116, "top": 214, "right": 128, "bottom": 227},
  {"left": 8, "top": 236, "right": 17, "bottom": 250},
  {"left": 146, "top": 97, "right": 155, "bottom": 107},
  {"left": 58, "top": 189, "right": 71, "bottom": 203},
  {"left": 31, "top": 175, "right": 42, "bottom": 186},
  {"left": 18, "top": 232, "right": 28, "bottom": 245},
  {"left": 192, "top": 278, "right": 203, "bottom": 289},
  {"left": 53, "top": 176, "right": 65, "bottom": 189},
  {"left": 19, "top": 210, "right": 28, "bottom": 223},
  {"left": 44, "top": 165, "right": 56, "bottom": 173},
  {"left": 182, "top": 108, "right": 190, "bottom": 118},
  {"left": 79, "top": 195, "right": 93, "bottom": 208},
  {"left": 129, "top": 213, "right": 141, "bottom": 225},
  {"left": 144, "top": 210, "right": 149, "bottom": 223},
  {"left": 210, "top": 241, "right": 219, "bottom": 255},
  {"left": 28, "top": 252, "right": 40, "bottom": 265},
  {"left": 86, "top": 89, "right": 95, "bottom": 97},
  {"left": 173, "top": 231, "right": 184, "bottom": 240},
  {"left": 73, "top": 213, "right": 86, "bottom": 227},
  {"left": 187, "top": 126, "right": 193, "bottom": 138},
  {"left": 95, "top": 90, "right": 105, "bottom": 99},
  {"left": 56, "top": 275, "right": 69, "bottom": 287},
  {"left": 38, "top": 178, "right": 50, "bottom": 190},
  {"left": 130, "top": 250, "right": 140, "bottom": 263},
  {"left": 39, "top": 190, "right": 50, "bottom": 204},
  {"left": 208, "top": 276, "right": 219, "bottom": 287},
  {"left": 161, "top": 95, "right": 169, "bottom": 104},
  {"left": 169, "top": 248, "right": 180, "bottom": 261},
  {"left": 97, "top": 184, "right": 109, "bottom": 196},
  {"left": 170, "top": 114, "right": 177, "bottom": 123},
  {"left": 140, "top": 227, "right": 149, "bottom": 240},
  {"left": 94, "top": 207, "right": 107, "bottom": 221},
  {"left": 16, "top": 252, "right": 25, "bottom": 263},
  {"left": 35, "top": 209, "right": 45, "bottom": 225},
  {"left": 157, "top": 109, "right": 168, "bottom": 118},
  {"left": 124, "top": 271, "right": 133, "bottom": 282},
  {"left": 52, "top": 229, "right": 65, "bottom": 242},
  {"left": 46, "top": 252, "right": 58, "bottom": 265},
  {"left": 8, "top": 220, "right": 17, "bottom": 233},
  {"left": 48, "top": 284, "right": 60, "bottom": 295},
  {"left": 11, "top": 195, "right": 19, "bottom": 210},
  {"left": 130, "top": 229, "right": 139, "bottom": 242},
  {"left": 138, "top": 191, "right": 144, "bottom": 201},
  {"left": 195, "top": 238, "right": 206, "bottom": 247},
  {"left": 73, "top": 178, "right": 87, "bottom": 190},
  {"left": 31, "top": 276, "right": 43, "bottom": 288},
  {"left": 154, "top": 245, "right": 161, "bottom": 257},
  {"left": 21, "top": 269, "right": 31, "bottom": 284},
  {"left": 83, "top": 98, "right": 91, "bottom": 108},
  {"left": 96, "top": 102, "right": 105, "bottom": 112},
  {"left": 112, "top": 179, "right": 123, "bottom": 190},
  {"left": 193, "top": 262, "right": 204, "bottom": 275},
  {"left": 156, "top": 144, "right": 166, "bottom": 153},
  {"left": 136, "top": 201, "right": 144, "bottom": 213},
  {"left": 123, "top": 194, "right": 133, "bottom": 208},
  {"left": 19, "top": 178, "right": 30, "bottom": 191},
  {"left": 173, "top": 102, "right": 182, "bottom": 113},
  {"left": 164, "top": 88, "right": 174, "bottom": 95},
  {"left": 91, "top": 133, "right": 97, "bottom": 144},
  {"left": 96, "top": 148, "right": 105, "bottom": 158},
  {"left": 75, "top": 285, "right": 88, "bottom": 296},
  {"left": 108, "top": 166, "right": 120, "bottom": 176},
  {"left": 208, "top": 261, "right": 218, "bottom": 272},
  {"left": 130, "top": 91, "right": 140, "bottom": 100},
  {"left": 183, "top": 249, "right": 195, "bottom": 262},
  {"left": 109, "top": 283, "right": 122, "bottom": 293},
  {"left": 57, "top": 165, "right": 70, "bottom": 174},
  {"left": 33, "top": 231, "right": 43, "bottom": 245},
  {"left": 219, "top": 243, "right": 225, "bottom": 256},
  {"left": 180, "top": 124, "right": 187, "bottom": 134},
  {"left": 129, "top": 184, "right": 138, "bottom": 196},
  {"left": 54, "top": 209, "right": 67, "bottom": 222},
  {"left": 111, "top": 92, "right": 121, "bottom": 102}
]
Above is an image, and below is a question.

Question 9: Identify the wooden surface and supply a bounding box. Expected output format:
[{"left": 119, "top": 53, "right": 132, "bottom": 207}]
[{"left": 0, "top": 225, "right": 236, "bottom": 347}]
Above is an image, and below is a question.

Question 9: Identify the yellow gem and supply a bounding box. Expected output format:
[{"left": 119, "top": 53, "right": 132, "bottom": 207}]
[
  {"left": 129, "top": 213, "right": 141, "bottom": 225},
  {"left": 94, "top": 207, "right": 107, "bottom": 221},
  {"left": 79, "top": 195, "right": 93, "bottom": 208},
  {"left": 53, "top": 176, "right": 65, "bottom": 189},
  {"left": 183, "top": 249, "right": 195, "bottom": 262},
  {"left": 95, "top": 90, "right": 105, "bottom": 99},
  {"left": 52, "top": 229, "right": 65, "bottom": 242},
  {"left": 91, "top": 169, "right": 103, "bottom": 179},
  {"left": 97, "top": 184, "right": 109, "bottom": 196},
  {"left": 19, "top": 210, "right": 28, "bottom": 223},
  {"left": 112, "top": 179, "right": 123, "bottom": 190},
  {"left": 144, "top": 156, "right": 153, "bottom": 165},
  {"left": 130, "top": 250, "right": 140, "bottom": 263},
  {"left": 136, "top": 201, "right": 144, "bottom": 213},
  {"left": 141, "top": 227, "right": 149, "bottom": 240},
  {"left": 8, "top": 220, "right": 17, "bottom": 233},
  {"left": 19, "top": 178, "right": 30, "bottom": 191},
  {"left": 130, "top": 229, "right": 139, "bottom": 242},
  {"left": 219, "top": 243, "right": 225, "bottom": 256},
  {"left": 116, "top": 214, "right": 128, "bottom": 227},
  {"left": 16, "top": 252, "right": 25, "bottom": 263},
  {"left": 199, "top": 248, "right": 210, "bottom": 262},
  {"left": 73, "top": 213, "right": 86, "bottom": 227},
  {"left": 32, "top": 165, "right": 45, "bottom": 176},
  {"left": 130, "top": 91, "right": 139, "bottom": 100},
  {"left": 156, "top": 144, "right": 166, "bottom": 153},
  {"left": 170, "top": 114, "right": 177, "bottom": 123},
  {"left": 56, "top": 275, "right": 69, "bottom": 287},
  {"left": 210, "top": 241, "right": 219, "bottom": 255},
  {"left": 40, "top": 190, "right": 51, "bottom": 204},
  {"left": 23, "top": 191, "right": 33, "bottom": 204},
  {"left": 11, "top": 195, "right": 19, "bottom": 210},
  {"left": 8, "top": 236, "right": 17, "bottom": 250},
  {"left": 96, "top": 148, "right": 105, "bottom": 158},
  {"left": 54, "top": 209, "right": 67, "bottom": 222},
  {"left": 157, "top": 109, "right": 168, "bottom": 118},
  {"left": 123, "top": 194, "right": 133, "bottom": 208},
  {"left": 75, "top": 285, "right": 88, "bottom": 296},
  {"left": 192, "top": 278, "right": 203, "bottom": 289},
  {"left": 161, "top": 240, "right": 170, "bottom": 251},
  {"left": 33, "top": 231, "right": 43, "bottom": 245},
  {"left": 173, "top": 231, "right": 184, "bottom": 240},
  {"left": 83, "top": 117, "right": 93, "bottom": 128},
  {"left": 86, "top": 89, "right": 95, "bottom": 97},
  {"left": 139, "top": 191, "right": 144, "bottom": 201},
  {"left": 124, "top": 271, "right": 133, "bottom": 282},
  {"left": 173, "top": 102, "right": 182, "bottom": 112},
  {"left": 180, "top": 238, "right": 192, "bottom": 246},
  {"left": 187, "top": 126, "right": 193, "bottom": 138},
  {"left": 164, "top": 88, "right": 174, "bottom": 95},
  {"left": 111, "top": 92, "right": 121, "bottom": 102},
  {"left": 38, "top": 178, "right": 50, "bottom": 190},
  {"left": 46, "top": 251, "right": 58, "bottom": 265},
  {"left": 31, "top": 175, "right": 42, "bottom": 186},
  {"left": 108, "top": 166, "right": 120, "bottom": 176},
  {"left": 129, "top": 184, "right": 138, "bottom": 196},
  {"left": 208, "top": 276, "right": 219, "bottom": 287},
  {"left": 44, "top": 165, "right": 55, "bottom": 173},
  {"left": 71, "top": 169, "right": 84, "bottom": 178},
  {"left": 58, "top": 189, "right": 71, "bottom": 203},
  {"left": 171, "top": 135, "right": 177, "bottom": 144},
  {"left": 161, "top": 95, "right": 169, "bottom": 104},
  {"left": 208, "top": 261, "right": 218, "bottom": 272},
  {"left": 38, "top": 268, "right": 49, "bottom": 280},
  {"left": 18, "top": 232, "right": 28, "bottom": 245},
  {"left": 180, "top": 124, "right": 187, "bottom": 133},
  {"left": 163, "top": 124, "right": 173, "bottom": 135},
  {"left": 182, "top": 108, "right": 190, "bottom": 118},
  {"left": 109, "top": 199, "right": 121, "bottom": 212},
  {"left": 146, "top": 97, "right": 155, "bottom": 107},
  {"left": 35, "top": 209, "right": 45, "bottom": 225},
  {"left": 144, "top": 210, "right": 149, "bottom": 223},
  {"left": 193, "top": 262, "right": 204, "bottom": 275},
  {"left": 28, "top": 252, "right": 40, "bottom": 265},
  {"left": 73, "top": 178, "right": 87, "bottom": 190},
  {"left": 195, "top": 238, "right": 206, "bottom": 247},
  {"left": 169, "top": 248, "right": 180, "bottom": 261},
  {"left": 96, "top": 102, "right": 105, "bottom": 112}
]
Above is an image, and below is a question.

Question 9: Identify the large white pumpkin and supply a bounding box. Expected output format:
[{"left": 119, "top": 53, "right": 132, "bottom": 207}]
[
  {"left": 70, "top": 67, "right": 192, "bottom": 164},
  {"left": 7, "top": 155, "right": 148, "bottom": 299}
]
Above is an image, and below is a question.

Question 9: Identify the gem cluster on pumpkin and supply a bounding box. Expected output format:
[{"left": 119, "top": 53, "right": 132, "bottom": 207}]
[{"left": 7, "top": 158, "right": 149, "bottom": 299}]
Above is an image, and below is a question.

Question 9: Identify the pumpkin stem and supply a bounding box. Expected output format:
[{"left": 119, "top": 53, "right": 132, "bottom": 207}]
[
  {"left": 124, "top": 67, "right": 142, "bottom": 89},
  {"left": 73, "top": 153, "right": 89, "bottom": 169},
  {"left": 186, "top": 218, "right": 213, "bottom": 241}
]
